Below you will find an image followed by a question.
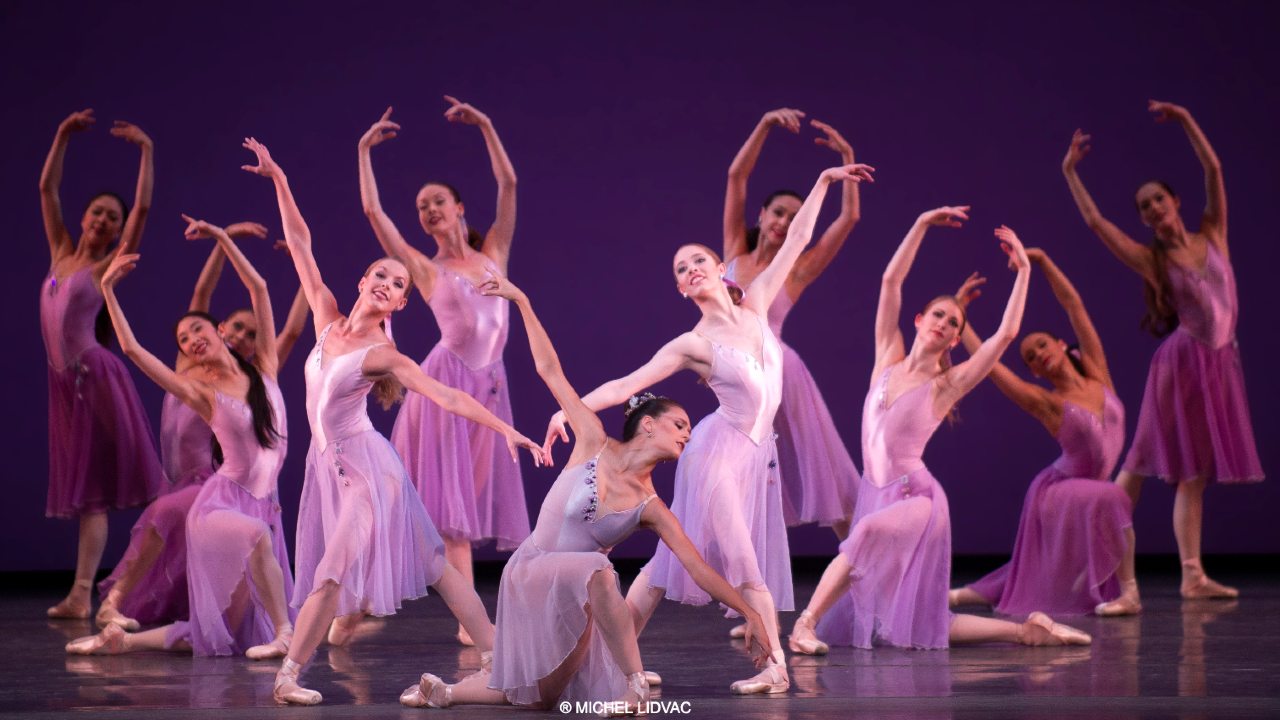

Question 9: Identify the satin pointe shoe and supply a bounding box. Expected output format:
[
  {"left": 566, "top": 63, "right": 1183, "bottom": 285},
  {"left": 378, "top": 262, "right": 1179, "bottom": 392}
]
[
  {"left": 66, "top": 623, "right": 128, "bottom": 655},
  {"left": 94, "top": 599, "right": 140, "bottom": 632},
  {"left": 728, "top": 623, "right": 746, "bottom": 639},
  {"left": 246, "top": 625, "right": 294, "bottom": 660},
  {"left": 47, "top": 579, "right": 92, "bottom": 620},
  {"left": 599, "top": 671, "right": 650, "bottom": 717},
  {"left": 788, "top": 609, "right": 829, "bottom": 656},
  {"left": 327, "top": 613, "right": 362, "bottom": 646},
  {"left": 643, "top": 670, "right": 662, "bottom": 686},
  {"left": 1095, "top": 580, "right": 1143, "bottom": 617},
  {"left": 1021, "top": 612, "right": 1092, "bottom": 646},
  {"left": 274, "top": 658, "right": 322, "bottom": 705},
  {"left": 400, "top": 673, "right": 451, "bottom": 708},
  {"left": 730, "top": 650, "right": 790, "bottom": 695}
]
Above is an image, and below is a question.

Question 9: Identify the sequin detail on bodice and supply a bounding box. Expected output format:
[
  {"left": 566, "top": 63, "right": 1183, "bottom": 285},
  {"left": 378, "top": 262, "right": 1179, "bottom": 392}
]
[
  {"left": 304, "top": 322, "right": 384, "bottom": 452},
  {"left": 724, "top": 257, "right": 795, "bottom": 336},
  {"left": 1168, "top": 243, "right": 1237, "bottom": 349},
  {"left": 428, "top": 259, "right": 510, "bottom": 370},
  {"left": 1052, "top": 389, "right": 1125, "bottom": 481},
  {"left": 861, "top": 365, "right": 945, "bottom": 487},
  {"left": 529, "top": 445, "right": 654, "bottom": 553},
  {"left": 700, "top": 312, "right": 783, "bottom": 445},
  {"left": 209, "top": 392, "right": 281, "bottom": 500},
  {"left": 39, "top": 266, "right": 102, "bottom": 371}
]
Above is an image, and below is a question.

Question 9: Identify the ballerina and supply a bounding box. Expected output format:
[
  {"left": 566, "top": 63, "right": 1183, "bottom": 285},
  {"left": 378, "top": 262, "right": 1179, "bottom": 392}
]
[
  {"left": 241, "top": 137, "right": 544, "bottom": 705},
  {"left": 945, "top": 248, "right": 1141, "bottom": 617},
  {"left": 400, "top": 275, "right": 771, "bottom": 712},
  {"left": 722, "top": 107, "right": 862, "bottom": 538},
  {"left": 1062, "top": 101, "right": 1263, "bottom": 598},
  {"left": 39, "top": 108, "right": 166, "bottom": 620},
  {"left": 786, "top": 212, "right": 1090, "bottom": 652}
]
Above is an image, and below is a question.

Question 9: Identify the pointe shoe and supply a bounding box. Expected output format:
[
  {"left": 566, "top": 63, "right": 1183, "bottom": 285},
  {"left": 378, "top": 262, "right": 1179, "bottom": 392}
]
[
  {"left": 47, "top": 580, "right": 92, "bottom": 620},
  {"left": 788, "top": 609, "right": 829, "bottom": 656},
  {"left": 728, "top": 623, "right": 746, "bottom": 639},
  {"left": 1021, "top": 611, "right": 1092, "bottom": 646},
  {"left": 327, "top": 613, "right": 362, "bottom": 646},
  {"left": 1095, "top": 581, "right": 1143, "bottom": 617},
  {"left": 274, "top": 658, "right": 322, "bottom": 705},
  {"left": 66, "top": 623, "right": 128, "bottom": 655},
  {"left": 1181, "top": 575, "right": 1239, "bottom": 600},
  {"left": 729, "top": 652, "right": 789, "bottom": 695},
  {"left": 246, "top": 626, "right": 294, "bottom": 660},
  {"left": 643, "top": 670, "right": 662, "bottom": 687},
  {"left": 400, "top": 673, "right": 451, "bottom": 708},
  {"left": 95, "top": 601, "right": 140, "bottom": 632},
  {"left": 456, "top": 625, "right": 475, "bottom": 647},
  {"left": 599, "top": 671, "right": 650, "bottom": 717}
]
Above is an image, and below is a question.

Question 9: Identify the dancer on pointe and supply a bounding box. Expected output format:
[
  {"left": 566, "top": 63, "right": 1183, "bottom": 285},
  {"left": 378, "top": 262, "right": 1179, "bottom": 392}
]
[
  {"left": 400, "top": 276, "right": 772, "bottom": 712},
  {"left": 946, "top": 248, "right": 1141, "bottom": 617},
  {"left": 546, "top": 163, "right": 875, "bottom": 694},
  {"left": 241, "top": 137, "right": 543, "bottom": 705},
  {"left": 67, "top": 216, "right": 295, "bottom": 659},
  {"left": 95, "top": 223, "right": 310, "bottom": 632},
  {"left": 1062, "top": 101, "right": 1263, "bottom": 598},
  {"left": 723, "top": 107, "right": 862, "bottom": 539},
  {"left": 360, "top": 99, "right": 526, "bottom": 646},
  {"left": 787, "top": 213, "right": 1091, "bottom": 653},
  {"left": 39, "top": 108, "right": 166, "bottom": 620}
]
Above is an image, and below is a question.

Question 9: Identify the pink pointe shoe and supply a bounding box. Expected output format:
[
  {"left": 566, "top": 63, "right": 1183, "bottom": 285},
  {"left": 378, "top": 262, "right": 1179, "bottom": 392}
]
[
  {"left": 1020, "top": 612, "right": 1092, "bottom": 646},
  {"left": 400, "top": 673, "right": 451, "bottom": 708},
  {"left": 66, "top": 623, "right": 128, "bottom": 655},
  {"left": 246, "top": 625, "right": 294, "bottom": 660},
  {"left": 94, "top": 599, "right": 140, "bottom": 632},
  {"left": 1095, "top": 580, "right": 1143, "bottom": 617},
  {"left": 599, "top": 672, "right": 651, "bottom": 717},
  {"left": 730, "top": 650, "right": 790, "bottom": 694},
  {"left": 274, "top": 658, "right": 322, "bottom": 705},
  {"left": 728, "top": 623, "right": 747, "bottom": 640},
  {"left": 47, "top": 579, "right": 92, "bottom": 620},
  {"left": 788, "top": 609, "right": 829, "bottom": 656}
]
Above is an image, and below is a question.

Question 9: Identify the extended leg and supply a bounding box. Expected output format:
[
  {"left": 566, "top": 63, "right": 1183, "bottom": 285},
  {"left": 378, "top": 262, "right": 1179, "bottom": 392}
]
[{"left": 1175, "top": 478, "right": 1237, "bottom": 599}]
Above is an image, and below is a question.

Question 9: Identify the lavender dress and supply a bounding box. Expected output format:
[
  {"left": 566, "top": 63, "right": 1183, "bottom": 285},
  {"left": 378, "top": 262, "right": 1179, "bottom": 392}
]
[
  {"left": 967, "top": 390, "right": 1133, "bottom": 615},
  {"left": 491, "top": 444, "right": 656, "bottom": 705},
  {"left": 39, "top": 266, "right": 164, "bottom": 517},
  {"left": 642, "top": 313, "right": 793, "bottom": 612},
  {"left": 1123, "top": 243, "right": 1263, "bottom": 484},
  {"left": 390, "top": 259, "right": 529, "bottom": 551},
  {"left": 97, "top": 393, "right": 216, "bottom": 624},
  {"left": 816, "top": 365, "right": 950, "bottom": 649},
  {"left": 726, "top": 259, "right": 859, "bottom": 526},
  {"left": 293, "top": 322, "right": 448, "bottom": 617},
  {"left": 163, "top": 388, "right": 294, "bottom": 655}
]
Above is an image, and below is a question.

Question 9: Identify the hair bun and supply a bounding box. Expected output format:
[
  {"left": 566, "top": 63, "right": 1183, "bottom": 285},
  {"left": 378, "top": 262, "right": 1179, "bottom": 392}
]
[{"left": 624, "top": 392, "right": 659, "bottom": 418}]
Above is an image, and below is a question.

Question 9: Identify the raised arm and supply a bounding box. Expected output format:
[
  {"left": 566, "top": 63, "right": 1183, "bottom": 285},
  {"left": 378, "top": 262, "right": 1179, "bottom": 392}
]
[
  {"left": 743, "top": 163, "right": 873, "bottom": 315},
  {"left": 357, "top": 108, "right": 437, "bottom": 299},
  {"left": 275, "top": 285, "right": 311, "bottom": 367},
  {"left": 444, "top": 96, "right": 518, "bottom": 271},
  {"left": 875, "top": 207, "right": 969, "bottom": 370},
  {"left": 367, "top": 346, "right": 545, "bottom": 466},
  {"left": 40, "top": 109, "right": 95, "bottom": 264},
  {"left": 1030, "top": 248, "right": 1112, "bottom": 390},
  {"left": 1062, "top": 129, "right": 1155, "bottom": 283},
  {"left": 790, "top": 120, "right": 859, "bottom": 288},
  {"left": 183, "top": 216, "right": 279, "bottom": 380},
  {"left": 108, "top": 121, "right": 154, "bottom": 258},
  {"left": 187, "top": 222, "right": 268, "bottom": 313},
  {"left": 242, "top": 138, "right": 340, "bottom": 334},
  {"left": 1150, "top": 101, "right": 1227, "bottom": 250},
  {"left": 100, "top": 254, "right": 211, "bottom": 418},
  {"left": 723, "top": 108, "right": 805, "bottom": 263},
  {"left": 940, "top": 226, "right": 1031, "bottom": 410}
]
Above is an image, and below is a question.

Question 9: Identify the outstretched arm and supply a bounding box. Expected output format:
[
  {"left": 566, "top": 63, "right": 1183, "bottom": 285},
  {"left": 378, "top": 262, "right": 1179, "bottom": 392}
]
[
  {"left": 40, "top": 109, "right": 95, "bottom": 264},
  {"left": 1149, "top": 101, "right": 1227, "bottom": 251},
  {"left": 187, "top": 222, "right": 268, "bottom": 313},
  {"left": 275, "top": 286, "right": 311, "bottom": 367},
  {"left": 1062, "top": 129, "right": 1155, "bottom": 283},
  {"left": 875, "top": 207, "right": 969, "bottom": 370},
  {"left": 791, "top": 120, "right": 859, "bottom": 288},
  {"left": 109, "top": 121, "right": 154, "bottom": 258},
  {"left": 743, "top": 163, "right": 874, "bottom": 315},
  {"left": 100, "top": 254, "right": 211, "bottom": 418},
  {"left": 723, "top": 108, "right": 805, "bottom": 262},
  {"left": 357, "top": 107, "right": 437, "bottom": 300},
  {"left": 242, "top": 138, "right": 340, "bottom": 334},
  {"left": 444, "top": 96, "right": 518, "bottom": 271},
  {"left": 1030, "top": 248, "right": 1112, "bottom": 390}
]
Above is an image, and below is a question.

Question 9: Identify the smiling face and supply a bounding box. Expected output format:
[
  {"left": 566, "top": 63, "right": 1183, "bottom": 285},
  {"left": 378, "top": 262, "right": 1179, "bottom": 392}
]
[
  {"left": 79, "top": 194, "right": 125, "bottom": 251},
  {"left": 672, "top": 244, "right": 726, "bottom": 300},
  {"left": 219, "top": 309, "right": 258, "bottom": 359},
  {"left": 1019, "top": 331, "right": 1070, "bottom": 378},
  {"left": 175, "top": 313, "right": 225, "bottom": 362},
  {"left": 756, "top": 194, "right": 803, "bottom": 248},
  {"left": 416, "top": 183, "right": 464, "bottom": 238},
  {"left": 914, "top": 296, "right": 965, "bottom": 351},
  {"left": 358, "top": 258, "right": 412, "bottom": 314},
  {"left": 1134, "top": 181, "right": 1181, "bottom": 230}
]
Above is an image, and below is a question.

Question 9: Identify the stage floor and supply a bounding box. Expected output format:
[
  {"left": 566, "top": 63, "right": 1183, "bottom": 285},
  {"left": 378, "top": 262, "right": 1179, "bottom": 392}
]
[{"left": 3, "top": 565, "right": 1277, "bottom": 719}]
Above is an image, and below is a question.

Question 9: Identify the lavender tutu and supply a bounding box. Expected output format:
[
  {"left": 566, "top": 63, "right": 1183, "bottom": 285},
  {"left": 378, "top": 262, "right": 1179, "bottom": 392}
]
[
  {"left": 392, "top": 261, "right": 529, "bottom": 549},
  {"left": 491, "top": 449, "right": 653, "bottom": 705},
  {"left": 968, "top": 393, "right": 1132, "bottom": 616},
  {"left": 293, "top": 324, "right": 447, "bottom": 617},
  {"left": 41, "top": 268, "right": 164, "bottom": 518},
  {"left": 816, "top": 366, "right": 951, "bottom": 649},
  {"left": 1122, "top": 243, "right": 1263, "bottom": 485},
  {"left": 642, "top": 314, "right": 793, "bottom": 613}
]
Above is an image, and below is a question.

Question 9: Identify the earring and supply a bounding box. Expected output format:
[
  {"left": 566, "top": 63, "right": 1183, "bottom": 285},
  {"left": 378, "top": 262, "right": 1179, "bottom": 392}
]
[
  {"left": 682, "top": 292, "right": 688, "bottom": 299},
  {"left": 646, "top": 432, "right": 654, "bottom": 439}
]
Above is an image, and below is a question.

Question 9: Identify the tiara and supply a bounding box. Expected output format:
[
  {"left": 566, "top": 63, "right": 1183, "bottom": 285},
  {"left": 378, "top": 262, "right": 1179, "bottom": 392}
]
[{"left": 624, "top": 392, "right": 660, "bottom": 418}]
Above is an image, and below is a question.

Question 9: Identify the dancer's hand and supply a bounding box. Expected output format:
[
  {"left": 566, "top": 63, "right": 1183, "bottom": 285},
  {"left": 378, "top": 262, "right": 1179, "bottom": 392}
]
[
  {"left": 1025, "top": 247, "right": 1048, "bottom": 265},
  {"left": 110, "top": 121, "right": 152, "bottom": 149},
  {"left": 359, "top": 107, "right": 400, "bottom": 149},
  {"left": 820, "top": 163, "right": 875, "bottom": 185},
  {"left": 241, "top": 137, "right": 282, "bottom": 179},
  {"left": 954, "top": 272, "right": 987, "bottom": 309},
  {"left": 273, "top": 239, "right": 292, "bottom": 257},
  {"left": 226, "top": 221, "right": 269, "bottom": 239},
  {"left": 1063, "top": 129, "right": 1091, "bottom": 172},
  {"left": 505, "top": 429, "right": 548, "bottom": 467},
  {"left": 544, "top": 411, "right": 570, "bottom": 456},
  {"left": 1148, "top": 99, "right": 1190, "bottom": 124},
  {"left": 443, "top": 95, "right": 490, "bottom": 127},
  {"left": 476, "top": 272, "right": 525, "bottom": 303},
  {"left": 918, "top": 206, "right": 969, "bottom": 228},
  {"left": 741, "top": 611, "right": 773, "bottom": 668},
  {"left": 762, "top": 107, "right": 805, "bottom": 133},
  {"left": 58, "top": 108, "right": 96, "bottom": 135},
  {"left": 101, "top": 252, "right": 140, "bottom": 290},
  {"left": 811, "top": 119, "right": 852, "bottom": 157},
  {"left": 181, "top": 214, "right": 228, "bottom": 242},
  {"left": 995, "top": 225, "right": 1029, "bottom": 271}
]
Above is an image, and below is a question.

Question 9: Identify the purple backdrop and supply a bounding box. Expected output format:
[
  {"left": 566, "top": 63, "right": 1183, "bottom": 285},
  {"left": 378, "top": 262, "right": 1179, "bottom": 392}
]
[{"left": 4, "top": 1, "right": 1276, "bottom": 570}]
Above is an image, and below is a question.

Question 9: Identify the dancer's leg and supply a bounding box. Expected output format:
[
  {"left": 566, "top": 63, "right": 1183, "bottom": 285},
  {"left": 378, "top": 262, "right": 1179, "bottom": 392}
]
[
  {"left": 244, "top": 534, "right": 294, "bottom": 659},
  {"left": 948, "top": 587, "right": 989, "bottom": 608},
  {"left": 950, "top": 612, "right": 1090, "bottom": 645},
  {"left": 66, "top": 623, "right": 185, "bottom": 654},
  {"left": 431, "top": 564, "right": 495, "bottom": 652},
  {"left": 1115, "top": 470, "right": 1143, "bottom": 510},
  {"left": 1096, "top": 527, "right": 1143, "bottom": 615},
  {"left": 445, "top": 537, "right": 476, "bottom": 644},
  {"left": 273, "top": 581, "right": 339, "bottom": 705},
  {"left": 49, "top": 512, "right": 107, "bottom": 618},
  {"left": 1175, "top": 478, "right": 1237, "bottom": 598},
  {"left": 624, "top": 570, "right": 664, "bottom": 637}
]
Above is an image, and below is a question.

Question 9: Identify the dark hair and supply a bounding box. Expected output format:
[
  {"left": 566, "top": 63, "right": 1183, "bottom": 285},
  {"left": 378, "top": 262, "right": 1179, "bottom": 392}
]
[
  {"left": 621, "top": 394, "right": 683, "bottom": 441},
  {"left": 676, "top": 243, "right": 742, "bottom": 305},
  {"left": 421, "top": 182, "right": 484, "bottom": 250},
  {"left": 744, "top": 189, "right": 803, "bottom": 252},
  {"left": 1021, "top": 331, "right": 1088, "bottom": 378},
  {"left": 1133, "top": 180, "right": 1181, "bottom": 338},
  {"left": 87, "top": 193, "right": 131, "bottom": 347}
]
